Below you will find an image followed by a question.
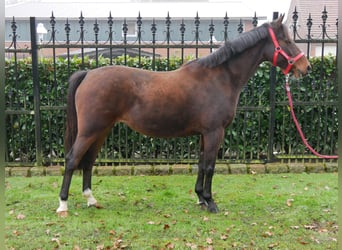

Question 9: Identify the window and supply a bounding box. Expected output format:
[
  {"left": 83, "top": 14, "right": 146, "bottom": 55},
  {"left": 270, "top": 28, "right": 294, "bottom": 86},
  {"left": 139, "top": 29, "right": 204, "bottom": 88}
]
[{"left": 123, "top": 21, "right": 137, "bottom": 37}]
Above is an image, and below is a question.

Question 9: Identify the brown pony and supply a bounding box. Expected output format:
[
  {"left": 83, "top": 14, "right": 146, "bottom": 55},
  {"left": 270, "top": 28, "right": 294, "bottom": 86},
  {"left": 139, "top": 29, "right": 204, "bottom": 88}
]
[{"left": 57, "top": 15, "right": 310, "bottom": 216}]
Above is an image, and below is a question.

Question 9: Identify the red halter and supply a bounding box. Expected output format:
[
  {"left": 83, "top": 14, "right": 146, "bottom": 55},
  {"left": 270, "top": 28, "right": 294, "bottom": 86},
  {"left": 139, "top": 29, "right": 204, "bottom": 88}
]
[{"left": 268, "top": 27, "right": 304, "bottom": 75}]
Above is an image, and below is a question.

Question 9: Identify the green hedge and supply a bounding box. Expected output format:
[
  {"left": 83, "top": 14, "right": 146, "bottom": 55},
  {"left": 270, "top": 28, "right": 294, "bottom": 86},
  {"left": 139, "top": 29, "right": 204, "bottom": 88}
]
[{"left": 5, "top": 55, "right": 338, "bottom": 164}]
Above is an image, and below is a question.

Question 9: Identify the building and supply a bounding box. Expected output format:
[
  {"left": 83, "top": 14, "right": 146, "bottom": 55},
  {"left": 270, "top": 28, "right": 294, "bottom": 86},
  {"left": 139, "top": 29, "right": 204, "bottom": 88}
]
[
  {"left": 285, "top": 0, "right": 338, "bottom": 57},
  {"left": 5, "top": 0, "right": 269, "bottom": 58}
]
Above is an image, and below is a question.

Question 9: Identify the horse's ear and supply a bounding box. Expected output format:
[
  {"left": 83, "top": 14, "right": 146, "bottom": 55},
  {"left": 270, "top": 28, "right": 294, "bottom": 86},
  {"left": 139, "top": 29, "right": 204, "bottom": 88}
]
[{"left": 275, "top": 14, "right": 285, "bottom": 26}]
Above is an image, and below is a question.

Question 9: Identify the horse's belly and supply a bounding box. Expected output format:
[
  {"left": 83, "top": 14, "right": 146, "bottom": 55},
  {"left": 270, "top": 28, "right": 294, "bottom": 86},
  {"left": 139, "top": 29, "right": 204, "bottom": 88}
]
[{"left": 122, "top": 112, "right": 198, "bottom": 138}]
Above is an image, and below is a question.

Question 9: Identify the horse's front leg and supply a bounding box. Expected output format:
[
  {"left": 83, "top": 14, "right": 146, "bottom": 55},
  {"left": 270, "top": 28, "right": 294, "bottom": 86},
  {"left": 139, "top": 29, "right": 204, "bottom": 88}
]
[
  {"left": 201, "top": 129, "right": 224, "bottom": 213},
  {"left": 203, "top": 157, "right": 218, "bottom": 213}
]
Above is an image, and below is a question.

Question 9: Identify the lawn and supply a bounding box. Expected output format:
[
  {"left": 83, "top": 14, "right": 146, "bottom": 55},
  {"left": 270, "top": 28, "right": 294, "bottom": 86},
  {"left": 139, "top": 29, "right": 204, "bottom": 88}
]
[{"left": 5, "top": 173, "right": 338, "bottom": 249}]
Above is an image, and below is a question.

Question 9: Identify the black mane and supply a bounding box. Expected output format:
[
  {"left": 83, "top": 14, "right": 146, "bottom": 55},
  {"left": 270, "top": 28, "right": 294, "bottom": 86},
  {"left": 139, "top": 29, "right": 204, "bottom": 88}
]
[{"left": 195, "top": 23, "right": 270, "bottom": 67}]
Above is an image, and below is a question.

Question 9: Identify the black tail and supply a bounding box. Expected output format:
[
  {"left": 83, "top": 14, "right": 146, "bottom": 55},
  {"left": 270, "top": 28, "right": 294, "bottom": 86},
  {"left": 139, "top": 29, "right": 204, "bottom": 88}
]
[{"left": 64, "top": 71, "right": 88, "bottom": 155}]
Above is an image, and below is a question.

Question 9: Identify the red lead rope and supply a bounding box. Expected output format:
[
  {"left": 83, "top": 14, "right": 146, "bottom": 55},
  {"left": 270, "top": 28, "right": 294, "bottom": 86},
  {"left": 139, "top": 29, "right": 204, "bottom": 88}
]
[{"left": 285, "top": 77, "right": 338, "bottom": 159}]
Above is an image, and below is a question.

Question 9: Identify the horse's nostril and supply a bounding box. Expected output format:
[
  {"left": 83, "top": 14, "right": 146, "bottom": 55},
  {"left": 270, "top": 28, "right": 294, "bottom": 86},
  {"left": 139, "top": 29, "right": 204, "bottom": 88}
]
[{"left": 307, "top": 65, "right": 312, "bottom": 73}]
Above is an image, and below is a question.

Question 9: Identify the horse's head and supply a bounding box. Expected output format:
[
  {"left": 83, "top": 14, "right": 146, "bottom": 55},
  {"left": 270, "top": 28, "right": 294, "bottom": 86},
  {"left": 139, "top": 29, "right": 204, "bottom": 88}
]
[{"left": 266, "top": 14, "right": 311, "bottom": 77}]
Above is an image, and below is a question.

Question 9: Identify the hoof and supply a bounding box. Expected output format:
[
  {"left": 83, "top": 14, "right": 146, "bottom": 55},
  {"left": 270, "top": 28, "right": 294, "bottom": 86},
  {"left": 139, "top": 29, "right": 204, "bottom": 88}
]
[
  {"left": 89, "top": 203, "right": 103, "bottom": 209},
  {"left": 207, "top": 201, "right": 219, "bottom": 213},
  {"left": 198, "top": 199, "right": 218, "bottom": 213},
  {"left": 57, "top": 211, "right": 68, "bottom": 218},
  {"left": 207, "top": 203, "right": 219, "bottom": 213},
  {"left": 208, "top": 206, "right": 219, "bottom": 213}
]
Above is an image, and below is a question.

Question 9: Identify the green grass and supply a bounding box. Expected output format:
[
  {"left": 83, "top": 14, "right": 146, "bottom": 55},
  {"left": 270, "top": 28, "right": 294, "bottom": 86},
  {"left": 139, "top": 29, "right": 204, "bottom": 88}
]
[{"left": 5, "top": 173, "right": 338, "bottom": 249}]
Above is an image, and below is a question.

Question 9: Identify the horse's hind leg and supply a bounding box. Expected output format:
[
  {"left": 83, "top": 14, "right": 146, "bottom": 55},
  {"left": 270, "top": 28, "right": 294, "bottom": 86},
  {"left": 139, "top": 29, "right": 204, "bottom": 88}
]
[
  {"left": 57, "top": 136, "right": 95, "bottom": 216},
  {"left": 81, "top": 149, "right": 98, "bottom": 208},
  {"left": 81, "top": 135, "right": 109, "bottom": 208}
]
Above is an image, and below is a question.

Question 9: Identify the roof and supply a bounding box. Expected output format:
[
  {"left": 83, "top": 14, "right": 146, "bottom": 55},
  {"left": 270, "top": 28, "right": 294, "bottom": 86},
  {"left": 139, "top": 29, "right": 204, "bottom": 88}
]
[
  {"left": 5, "top": 0, "right": 263, "bottom": 19},
  {"left": 286, "top": 0, "right": 337, "bottom": 40}
]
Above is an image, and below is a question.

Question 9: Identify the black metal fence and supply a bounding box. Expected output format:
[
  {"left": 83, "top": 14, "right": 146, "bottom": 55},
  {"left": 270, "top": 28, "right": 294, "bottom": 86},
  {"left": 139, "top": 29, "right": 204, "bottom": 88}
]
[{"left": 4, "top": 9, "right": 338, "bottom": 166}]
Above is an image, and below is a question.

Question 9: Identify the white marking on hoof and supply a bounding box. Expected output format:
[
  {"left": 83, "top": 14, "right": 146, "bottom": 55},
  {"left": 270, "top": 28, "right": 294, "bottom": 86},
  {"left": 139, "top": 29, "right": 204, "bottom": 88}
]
[
  {"left": 83, "top": 188, "right": 98, "bottom": 207},
  {"left": 56, "top": 198, "right": 68, "bottom": 213},
  {"left": 197, "top": 200, "right": 208, "bottom": 206}
]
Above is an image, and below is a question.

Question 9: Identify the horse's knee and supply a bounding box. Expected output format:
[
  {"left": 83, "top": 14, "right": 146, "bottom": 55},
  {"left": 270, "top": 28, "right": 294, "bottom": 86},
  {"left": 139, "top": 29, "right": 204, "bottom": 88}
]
[
  {"left": 195, "top": 174, "right": 204, "bottom": 195},
  {"left": 195, "top": 186, "right": 203, "bottom": 195},
  {"left": 205, "top": 165, "right": 214, "bottom": 176}
]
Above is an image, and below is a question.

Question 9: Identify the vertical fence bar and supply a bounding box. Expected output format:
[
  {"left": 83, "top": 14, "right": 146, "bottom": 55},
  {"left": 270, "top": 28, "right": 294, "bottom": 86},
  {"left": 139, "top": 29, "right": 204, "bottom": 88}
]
[
  {"left": 10, "top": 17, "right": 18, "bottom": 61},
  {"left": 0, "top": 0, "right": 5, "bottom": 168},
  {"left": 180, "top": 19, "right": 185, "bottom": 63},
  {"left": 50, "top": 12, "right": 57, "bottom": 88},
  {"left": 151, "top": 18, "right": 156, "bottom": 70},
  {"left": 223, "top": 12, "right": 229, "bottom": 42},
  {"left": 108, "top": 12, "right": 114, "bottom": 65},
  {"left": 137, "top": 12, "right": 142, "bottom": 67},
  {"left": 194, "top": 13, "right": 200, "bottom": 58},
  {"left": 335, "top": 18, "right": 338, "bottom": 57},
  {"left": 267, "top": 12, "right": 279, "bottom": 162},
  {"left": 337, "top": 2, "right": 342, "bottom": 244},
  {"left": 122, "top": 18, "right": 128, "bottom": 65},
  {"left": 94, "top": 19, "right": 99, "bottom": 67},
  {"left": 65, "top": 18, "right": 71, "bottom": 76},
  {"left": 237, "top": 19, "right": 243, "bottom": 34},
  {"left": 79, "top": 12, "right": 85, "bottom": 67},
  {"left": 252, "top": 12, "right": 258, "bottom": 27},
  {"left": 7, "top": 18, "right": 18, "bottom": 161},
  {"left": 320, "top": 7, "right": 327, "bottom": 79},
  {"left": 165, "top": 13, "right": 171, "bottom": 69},
  {"left": 44, "top": 14, "right": 54, "bottom": 165},
  {"left": 306, "top": 14, "right": 312, "bottom": 57},
  {"left": 0, "top": 0, "right": 5, "bottom": 241},
  {"left": 292, "top": 7, "right": 298, "bottom": 40},
  {"left": 30, "top": 17, "right": 42, "bottom": 165},
  {"left": 209, "top": 19, "right": 215, "bottom": 53}
]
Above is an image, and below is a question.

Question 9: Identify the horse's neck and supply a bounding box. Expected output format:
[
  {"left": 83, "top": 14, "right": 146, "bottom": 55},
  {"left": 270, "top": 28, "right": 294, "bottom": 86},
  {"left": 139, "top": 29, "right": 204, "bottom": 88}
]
[{"left": 227, "top": 40, "right": 267, "bottom": 90}]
